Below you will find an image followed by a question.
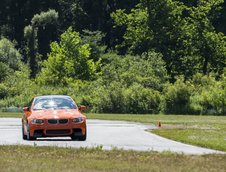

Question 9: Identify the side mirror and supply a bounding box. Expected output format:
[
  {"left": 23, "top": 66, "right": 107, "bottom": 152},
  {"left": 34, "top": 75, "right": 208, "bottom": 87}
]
[
  {"left": 79, "top": 105, "right": 86, "bottom": 111},
  {"left": 23, "top": 107, "right": 29, "bottom": 112}
]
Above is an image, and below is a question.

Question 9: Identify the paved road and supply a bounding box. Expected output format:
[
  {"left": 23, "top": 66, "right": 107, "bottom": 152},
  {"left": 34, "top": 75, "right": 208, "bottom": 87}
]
[{"left": 0, "top": 118, "right": 223, "bottom": 154}]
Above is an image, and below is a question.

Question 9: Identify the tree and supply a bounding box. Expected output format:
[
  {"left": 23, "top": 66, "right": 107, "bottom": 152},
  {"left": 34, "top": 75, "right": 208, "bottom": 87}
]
[
  {"left": 81, "top": 30, "right": 106, "bottom": 62},
  {"left": 189, "top": 0, "right": 226, "bottom": 76},
  {"left": 0, "top": 37, "right": 28, "bottom": 99},
  {"left": 0, "top": 0, "right": 59, "bottom": 48},
  {"left": 0, "top": 38, "right": 22, "bottom": 82},
  {"left": 101, "top": 51, "right": 168, "bottom": 91},
  {"left": 112, "top": 0, "right": 226, "bottom": 79},
  {"left": 55, "top": 0, "right": 140, "bottom": 50},
  {"left": 111, "top": 4, "right": 152, "bottom": 54},
  {"left": 37, "top": 27, "right": 101, "bottom": 85},
  {"left": 24, "top": 9, "right": 58, "bottom": 78}
]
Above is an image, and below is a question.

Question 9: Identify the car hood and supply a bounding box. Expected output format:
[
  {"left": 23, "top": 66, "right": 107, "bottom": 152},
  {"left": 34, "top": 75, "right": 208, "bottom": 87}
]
[{"left": 30, "top": 109, "right": 83, "bottom": 119}]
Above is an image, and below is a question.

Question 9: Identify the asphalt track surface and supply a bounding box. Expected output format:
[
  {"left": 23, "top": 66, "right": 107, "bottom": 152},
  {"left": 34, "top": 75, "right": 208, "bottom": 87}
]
[{"left": 0, "top": 118, "right": 224, "bottom": 155}]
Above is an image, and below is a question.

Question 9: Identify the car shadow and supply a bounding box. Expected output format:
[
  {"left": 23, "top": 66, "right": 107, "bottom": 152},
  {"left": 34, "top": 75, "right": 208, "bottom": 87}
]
[{"left": 35, "top": 138, "right": 74, "bottom": 141}]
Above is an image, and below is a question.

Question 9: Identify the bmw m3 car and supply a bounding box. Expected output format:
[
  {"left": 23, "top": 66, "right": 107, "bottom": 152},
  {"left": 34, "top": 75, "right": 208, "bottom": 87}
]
[{"left": 22, "top": 95, "right": 87, "bottom": 141}]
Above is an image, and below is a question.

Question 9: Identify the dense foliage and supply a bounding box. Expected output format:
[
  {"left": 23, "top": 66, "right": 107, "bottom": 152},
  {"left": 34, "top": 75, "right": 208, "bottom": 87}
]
[
  {"left": 0, "top": 0, "right": 225, "bottom": 115},
  {"left": 37, "top": 27, "right": 101, "bottom": 85}
]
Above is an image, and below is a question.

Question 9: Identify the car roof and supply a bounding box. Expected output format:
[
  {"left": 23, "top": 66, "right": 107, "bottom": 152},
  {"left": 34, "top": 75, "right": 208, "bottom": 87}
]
[{"left": 35, "top": 95, "right": 72, "bottom": 99}]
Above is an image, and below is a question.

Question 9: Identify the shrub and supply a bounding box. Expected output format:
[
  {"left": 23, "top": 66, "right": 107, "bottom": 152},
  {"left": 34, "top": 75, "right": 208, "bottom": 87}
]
[
  {"left": 0, "top": 84, "right": 8, "bottom": 99},
  {"left": 123, "top": 83, "right": 161, "bottom": 114},
  {"left": 190, "top": 73, "right": 226, "bottom": 115},
  {"left": 101, "top": 52, "right": 168, "bottom": 91},
  {"left": 0, "top": 62, "right": 11, "bottom": 82},
  {"left": 81, "top": 81, "right": 126, "bottom": 113},
  {"left": 162, "top": 77, "right": 193, "bottom": 114},
  {"left": 0, "top": 38, "right": 23, "bottom": 82},
  {"left": 80, "top": 81, "right": 161, "bottom": 114},
  {"left": 0, "top": 38, "right": 22, "bottom": 70}
]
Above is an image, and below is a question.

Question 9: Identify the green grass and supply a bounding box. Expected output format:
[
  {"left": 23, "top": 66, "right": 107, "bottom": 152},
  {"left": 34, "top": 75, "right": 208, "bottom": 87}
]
[
  {"left": 0, "top": 145, "right": 225, "bottom": 172},
  {"left": 1, "top": 112, "right": 226, "bottom": 151},
  {"left": 153, "top": 127, "right": 226, "bottom": 152},
  {"left": 0, "top": 112, "right": 22, "bottom": 118}
]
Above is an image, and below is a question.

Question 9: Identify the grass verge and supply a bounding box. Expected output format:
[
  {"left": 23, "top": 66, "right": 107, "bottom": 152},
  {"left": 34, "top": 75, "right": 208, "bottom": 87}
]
[
  {"left": 0, "top": 112, "right": 21, "bottom": 118},
  {"left": 0, "top": 145, "right": 225, "bottom": 172},
  {"left": 1, "top": 112, "right": 226, "bottom": 151}
]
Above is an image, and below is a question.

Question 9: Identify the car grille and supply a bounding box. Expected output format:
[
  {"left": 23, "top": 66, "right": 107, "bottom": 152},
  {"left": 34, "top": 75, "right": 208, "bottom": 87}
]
[
  {"left": 48, "top": 119, "right": 58, "bottom": 124},
  {"left": 59, "top": 119, "right": 68, "bottom": 124},
  {"left": 46, "top": 129, "right": 70, "bottom": 135},
  {"left": 48, "top": 119, "right": 68, "bottom": 124}
]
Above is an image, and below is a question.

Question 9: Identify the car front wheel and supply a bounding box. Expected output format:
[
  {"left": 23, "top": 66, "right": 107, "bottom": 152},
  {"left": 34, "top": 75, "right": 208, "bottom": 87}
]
[
  {"left": 78, "top": 130, "right": 87, "bottom": 141},
  {"left": 26, "top": 125, "right": 36, "bottom": 140},
  {"left": 22, "top": 124, "right": 27, "bottom": 140},
  {"left": 71, "top": 129, "right": 87, "bottom": 141}
]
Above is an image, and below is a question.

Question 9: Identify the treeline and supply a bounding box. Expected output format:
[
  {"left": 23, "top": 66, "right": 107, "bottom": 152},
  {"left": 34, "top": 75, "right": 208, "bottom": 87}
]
[{"left": 0, "top": 0, "right": 225, "bottom": 115}]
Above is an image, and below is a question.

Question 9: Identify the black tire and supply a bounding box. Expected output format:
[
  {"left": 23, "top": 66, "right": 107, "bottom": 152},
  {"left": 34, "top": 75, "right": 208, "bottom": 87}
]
[
  {"left": 71, "top": 128, "right": 87, "bottom": 141},
  {"left": 78, "top": 129, "right": 87, "bottom": 141},
  {"left": 70, "top": 135, "right": 77, "bottom": 140},
  {"left": 22, "top": 124, "right": 27, "bottom": 140},
  {"left": 26, "top": 125, "right": 36, "bottom": 141}
]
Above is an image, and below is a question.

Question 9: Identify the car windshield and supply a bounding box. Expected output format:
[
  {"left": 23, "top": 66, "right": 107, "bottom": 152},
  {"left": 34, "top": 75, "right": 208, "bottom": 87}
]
[{"left": 33, "top": 97, "right": 76, "bottom": 110}]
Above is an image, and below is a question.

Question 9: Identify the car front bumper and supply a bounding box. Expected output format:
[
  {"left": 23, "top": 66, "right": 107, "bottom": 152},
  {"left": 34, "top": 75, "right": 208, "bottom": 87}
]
[{"left": 29, "top": 121, "right": 86, "bottom": 137}]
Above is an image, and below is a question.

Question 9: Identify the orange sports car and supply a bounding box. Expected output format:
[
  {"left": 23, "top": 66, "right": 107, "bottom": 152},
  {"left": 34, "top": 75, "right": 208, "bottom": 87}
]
[{"left": 22, "top": 95, "right": 87, "bottom": 141}]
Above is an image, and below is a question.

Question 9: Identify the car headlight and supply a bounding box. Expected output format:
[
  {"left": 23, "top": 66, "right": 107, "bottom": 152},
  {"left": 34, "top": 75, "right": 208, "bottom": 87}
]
[
  {"left": 72, "top": 117, "right": 83, "bottom": 123},
  {"left": 31, "top": 118, "right": 44, "bottom": 124}
]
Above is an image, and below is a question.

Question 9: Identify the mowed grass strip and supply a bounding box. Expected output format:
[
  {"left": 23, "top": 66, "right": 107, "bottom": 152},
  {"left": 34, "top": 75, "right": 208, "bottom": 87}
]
[
  {"left": 0, "top": 112, "right": 21, "bottom": 118},
  {"left": 1, "top": 112, "right": 226, "bottom": 151},
  {"left": 0, "top": 145, "right": 226, "bottom": 172},
  {"left": 153, "top": 127, "right": 226, "bottom": 152}
]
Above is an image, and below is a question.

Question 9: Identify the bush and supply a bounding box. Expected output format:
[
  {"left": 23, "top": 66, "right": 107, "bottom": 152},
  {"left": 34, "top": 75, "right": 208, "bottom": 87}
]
[
  {"left": 0, "top": 62, "right": 11, "bottom": 82},
  {"left": 80, "top": 80, "right": 125, "bottom": 113},
  {"left": 0, "top": 38, "right": 22, "bottom": 70},
  {"left": 0, "top": 84, "right": 8, "bottom": 99},
  {"left": 0, "top": 38, "right": 23, "bottom": 82},
  {"left": 162, "top": 77, "right": 193, "bottom": 114},
  {"left": 190, "top": 73, "right": 226, "bottom": 115},
  {"left": 4, "top": 64, "right": 32, "bottom": 97},
  {"left": 101, "top": 52, "right": 168, "bottom": 91},
  {"left": 80, "top": 81, "right": 161, "bottom": 114},
  {"left": 123, "top": 83, "right": 161, "bottom": 114}
]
